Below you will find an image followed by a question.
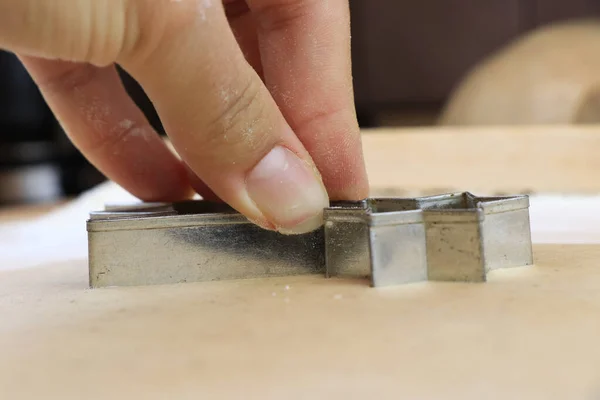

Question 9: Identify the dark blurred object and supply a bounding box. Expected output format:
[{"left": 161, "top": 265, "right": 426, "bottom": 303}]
[
  {"left": 0, "top": 51, "right": 63, "bottom": 205},
  {"left": 0, "top": 51, "right": 108, "bottom": 205},
  {"left": 350, "top": 0, "right": 600, "bottom": 124},
  {"left": 0, "top": 53, "right": 161, "bottom": 206}
]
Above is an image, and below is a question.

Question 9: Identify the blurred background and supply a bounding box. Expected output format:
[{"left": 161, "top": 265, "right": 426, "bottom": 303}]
[{"left": 1, "top": 0, "right": 600, "bottom": 207}]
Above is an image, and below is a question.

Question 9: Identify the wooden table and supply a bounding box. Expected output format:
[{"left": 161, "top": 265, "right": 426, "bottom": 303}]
[{"left": 3, "top": 126, "right": 600, "bottom": 399}]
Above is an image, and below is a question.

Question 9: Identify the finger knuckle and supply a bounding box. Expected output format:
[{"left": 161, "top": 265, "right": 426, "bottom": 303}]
[
  {"left": 115, "top": 0, "right": 162, "bottom": 66},
  {"left": 78, "top": 0, "right": 132, "bottom": 65},
  {"left": 119, "top": 0, "right": 209, "bottom": 65},
  {"left": 201, "top": 78, "right": 270, "bottom": 157}
]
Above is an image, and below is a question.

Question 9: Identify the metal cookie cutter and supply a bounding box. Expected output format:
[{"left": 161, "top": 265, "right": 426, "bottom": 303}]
[
  {"left": 324, "top": 192, "right": 533, "bottom": 287},
  {"left": 87, "top": 201, "right": 327, "bottom": 288},
  {"left": 87, "top": 192, "right": 533, "bottom": 289}
]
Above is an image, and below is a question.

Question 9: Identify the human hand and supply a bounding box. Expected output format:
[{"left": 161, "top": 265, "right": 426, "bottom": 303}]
[{"left": 0, "top": 0, "right": 369, "bottom": 234}]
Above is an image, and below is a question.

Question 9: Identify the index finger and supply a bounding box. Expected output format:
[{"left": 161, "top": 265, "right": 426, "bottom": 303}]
[{"left": 246, "top": 0, "right": 370, "bottom": 200}]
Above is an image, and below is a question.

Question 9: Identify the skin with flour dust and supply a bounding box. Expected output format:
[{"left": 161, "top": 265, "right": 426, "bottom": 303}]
[{"left": 0, "top": 0, "right": 369, "bottom": 235}]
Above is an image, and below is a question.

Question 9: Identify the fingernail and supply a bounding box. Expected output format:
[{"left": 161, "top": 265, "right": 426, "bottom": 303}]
[{"left": 246, "top": 146, "right": 329, "bottom": 234}]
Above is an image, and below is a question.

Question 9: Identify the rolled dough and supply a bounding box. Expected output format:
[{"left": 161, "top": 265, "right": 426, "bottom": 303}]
[{"left": 1, "top": 244, "right": 600, "bottom": 399}]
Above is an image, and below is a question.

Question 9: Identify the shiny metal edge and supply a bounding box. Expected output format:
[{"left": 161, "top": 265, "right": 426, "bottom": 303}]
[
  {"left": 416, "top": 192, "right": 466, "bottom": 201},
  {"left": 88, "top": 210, "right": 177, "bottom": 220},
  {"left": 368, "top": 210, "right": 423, "bottom": 227},
  {"left": 416, "top": 192, "right": 529, "bottom": 213},
  {"left": 476, "top": 196, "right": 530, "bottom": 214},
  {"left": 323, "top": 209, "right": 368, "bottom": 224},
  {"left": 102, "top": 202, "right": 173, "bottom": 212},
  {"left": 87, "top": 212, "right": 251, "bottom": 232}
]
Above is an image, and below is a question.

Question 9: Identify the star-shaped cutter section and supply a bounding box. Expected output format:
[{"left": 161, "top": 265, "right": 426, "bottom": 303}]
[{"left": 323, "top": 192, "right": 533, "bottom": 287}]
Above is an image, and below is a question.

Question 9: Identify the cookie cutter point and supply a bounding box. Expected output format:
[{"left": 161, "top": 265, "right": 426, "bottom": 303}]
[{"left": 324, "top": 192, "right": 532, "bottom": 287}]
